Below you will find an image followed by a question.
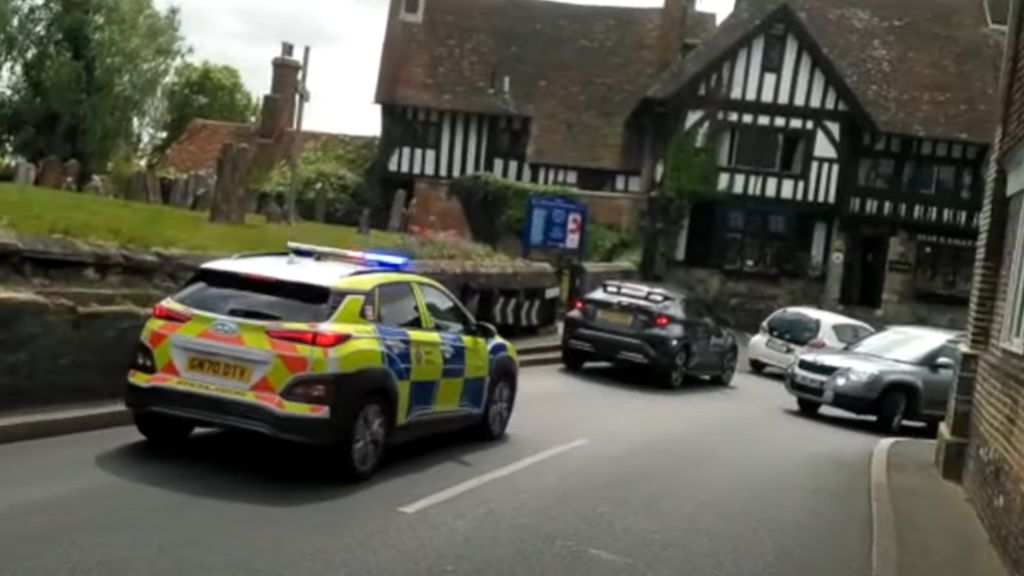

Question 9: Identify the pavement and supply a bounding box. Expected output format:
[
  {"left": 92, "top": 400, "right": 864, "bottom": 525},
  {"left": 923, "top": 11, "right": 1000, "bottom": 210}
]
[
  {"left": 873, "top": 438, "right": 1009, "bottom": 576},
  {"left": 0, "top": 362, "right": 882, "bottom": 576}
]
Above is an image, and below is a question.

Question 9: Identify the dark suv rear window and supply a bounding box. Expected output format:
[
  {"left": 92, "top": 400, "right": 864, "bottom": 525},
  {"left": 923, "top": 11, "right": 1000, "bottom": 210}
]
[
  {"left": 767, "top": 310, "right": 820, "bottom": 346},
  {"left": 174, "top": 270, "right": 338, "bottom": 322}
]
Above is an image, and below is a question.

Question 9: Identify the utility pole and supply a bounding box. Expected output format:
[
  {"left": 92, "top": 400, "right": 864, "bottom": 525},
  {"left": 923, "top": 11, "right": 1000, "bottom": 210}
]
[{"left": 287, "top": 45, "right": 312, "bottom": 225}]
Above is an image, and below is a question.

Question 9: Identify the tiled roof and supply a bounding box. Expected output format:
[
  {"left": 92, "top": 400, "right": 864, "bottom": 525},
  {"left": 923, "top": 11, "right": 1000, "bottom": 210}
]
[
  {"left": 686, "top": 9, "right": 718, "bottom": 44},
  {"left": 161, "top": 119, "right": 376, "bottom": 174},
  {"left": 376, "top": 0, "right": 717, "bottom": 171},
  {"left": 162, "top": 120, "right": 252, "bottom": 174},
  {"left": 648, "top": 0, "right": 1005, "bottom": 144}
]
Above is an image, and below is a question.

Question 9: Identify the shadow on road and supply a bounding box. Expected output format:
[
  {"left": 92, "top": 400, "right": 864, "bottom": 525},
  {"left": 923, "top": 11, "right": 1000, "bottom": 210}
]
[
  {"left": 784, "top": 407, "right": 935, "bottom": 439},
  {"left": 563, "top": 364, "right": 737, "bottom": 396},
  {"left": 95, "top": 427, "right": 504, "bottom": 507}
]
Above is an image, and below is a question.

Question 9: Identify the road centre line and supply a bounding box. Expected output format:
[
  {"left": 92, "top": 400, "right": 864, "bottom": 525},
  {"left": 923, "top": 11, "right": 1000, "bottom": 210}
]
[{"left": 397, "top": 438, "right": 591, "bottom": 514}]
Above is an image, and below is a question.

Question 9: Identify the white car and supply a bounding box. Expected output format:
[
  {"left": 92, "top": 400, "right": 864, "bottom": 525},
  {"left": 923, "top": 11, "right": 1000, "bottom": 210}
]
[{"left": 747, "top": 307, "right": 874, "bottom": 374}]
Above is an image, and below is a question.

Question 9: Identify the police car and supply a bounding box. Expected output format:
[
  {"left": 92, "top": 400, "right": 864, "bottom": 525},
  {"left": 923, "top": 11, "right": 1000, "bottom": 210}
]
[{"left": 126, "top": 243, "right": 518, "bottom": 480}]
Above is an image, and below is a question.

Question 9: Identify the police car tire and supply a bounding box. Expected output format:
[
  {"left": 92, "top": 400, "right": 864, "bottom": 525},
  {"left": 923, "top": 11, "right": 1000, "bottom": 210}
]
[
  {"left": 336, "top": 395, "right": 391, "bottom": 482},
  {"left": 134, "top": 412, "right": 195, "bottom": 446},
  {"left": 475, "top": 368, "right": 516, "bottom": 441}
]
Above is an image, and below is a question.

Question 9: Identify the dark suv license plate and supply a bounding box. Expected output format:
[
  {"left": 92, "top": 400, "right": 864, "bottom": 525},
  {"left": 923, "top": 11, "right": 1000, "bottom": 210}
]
[{"left": 596, "top": 309, "right": 632, "bottom": 326}]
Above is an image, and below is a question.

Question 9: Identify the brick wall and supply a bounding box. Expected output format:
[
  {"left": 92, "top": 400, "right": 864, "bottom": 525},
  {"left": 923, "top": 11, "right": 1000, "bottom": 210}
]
[
  {"left": 1003, "top": 9, "right": 1024, "bottom": 155},
  {"left": 963, "top": 2, "right": 1024, "bottom": 572},
  {"left": 965, "top": 249, "right": 1024, "bottom": 575},
  {"left": 964, "top": 136, "right": 1024, "bottom": 576}
]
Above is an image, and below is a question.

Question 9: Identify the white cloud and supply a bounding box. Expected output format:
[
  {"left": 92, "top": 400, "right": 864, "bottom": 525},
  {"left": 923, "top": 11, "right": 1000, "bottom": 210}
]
[{"left": 157, "top": 0, "right": 734, "bottom": 137}]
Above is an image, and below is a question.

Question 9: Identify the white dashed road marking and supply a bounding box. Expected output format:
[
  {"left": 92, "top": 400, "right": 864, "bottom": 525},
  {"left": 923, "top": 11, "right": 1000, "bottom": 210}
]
[{"left": 397, "top": 438, "right": 591, "bottom": 514}]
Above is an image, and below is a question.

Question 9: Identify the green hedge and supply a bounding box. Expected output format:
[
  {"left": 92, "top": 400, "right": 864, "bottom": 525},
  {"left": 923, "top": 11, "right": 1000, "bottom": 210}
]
[{"left": 450, "top": 174, "right": 637, "bottom": 262}]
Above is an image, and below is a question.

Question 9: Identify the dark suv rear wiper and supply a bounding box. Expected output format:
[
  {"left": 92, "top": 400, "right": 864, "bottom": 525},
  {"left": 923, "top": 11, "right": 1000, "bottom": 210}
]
[{"left": 227, "top": 308, "right": 282, "bottom": 321}]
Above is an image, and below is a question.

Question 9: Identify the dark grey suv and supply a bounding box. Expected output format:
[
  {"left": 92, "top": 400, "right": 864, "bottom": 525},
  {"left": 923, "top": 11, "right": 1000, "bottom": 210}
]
[{"left": 785, "top": 326, "right": 964, "bottom": 433}]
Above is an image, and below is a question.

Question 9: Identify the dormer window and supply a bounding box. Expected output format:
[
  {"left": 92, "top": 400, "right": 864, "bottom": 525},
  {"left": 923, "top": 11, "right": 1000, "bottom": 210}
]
[
  {"left": 762, "top": 29, "right": 785, "bottom": 73},
  {"left": 401, "top": 0, "right": 425, "bottom": 23}
]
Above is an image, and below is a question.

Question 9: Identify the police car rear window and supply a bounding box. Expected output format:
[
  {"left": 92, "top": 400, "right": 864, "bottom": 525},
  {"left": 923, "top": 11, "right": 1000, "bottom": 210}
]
[{"left": 174, "top": 270, "right": 337, "bottom": 322}]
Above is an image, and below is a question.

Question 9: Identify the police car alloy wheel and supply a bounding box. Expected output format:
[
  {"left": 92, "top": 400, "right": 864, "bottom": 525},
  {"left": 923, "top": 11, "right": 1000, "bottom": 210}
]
[
  {"left": 486, "top": 379, "right": 513, "bottom": 438},
  {"left": 344, "top": 399, "right": 389, "bottom": 479}
]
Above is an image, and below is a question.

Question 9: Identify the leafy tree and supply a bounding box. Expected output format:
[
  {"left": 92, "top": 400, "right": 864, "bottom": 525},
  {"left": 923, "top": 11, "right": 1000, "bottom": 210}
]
[
  {"left": 261, "top": 137, "right": 379, "bottom": 224},
  {"left": 160, "top": 61, "right": 257, "bottom": 153},
  {"left": 641, "top": 127, "right": 718, "bottom": 279},
  {"left": 1, "top": 0, "right": 184, "bottom": 180}
]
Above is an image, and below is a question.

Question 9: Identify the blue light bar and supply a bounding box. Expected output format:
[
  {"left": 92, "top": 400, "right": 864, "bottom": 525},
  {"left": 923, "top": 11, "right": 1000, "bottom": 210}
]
[{"left": 286, "top": 242, "right": 411, "bottom": 270}]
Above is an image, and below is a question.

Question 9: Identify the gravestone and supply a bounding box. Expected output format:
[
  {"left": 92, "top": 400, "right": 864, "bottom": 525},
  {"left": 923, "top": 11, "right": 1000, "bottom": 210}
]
[
  {"left": 124, "top": 171, "right": 148, "bottom": 202},
  {"left": 13, "top": 162, "right": 36, "bottom": 186},
  {"left": 358, "top": 208, "right": 371, "bottom": 235},
  {"left": 388, "top": 188, "right": 408, "bottom": 231},
  {"left": 37, "top": 156, "right": 64, "bottom": 189},
  {"left": 209, "top": 142, "right": 254, "bottom": 224},
  {"left": 145, "top": 171, "right": 162, "bottom": 204},
  {"left": 262, "top": 201, "right": 286, "bottom": 224},
  {"left": 83, "top": 175, "right": 113, "bottom": 196},
  {"left": 403, "top": 197, "right": 418, "bottom": 232},
  {"left": 168, "top": 178, "right": 192, "bottom": 208},
  {"left": 188, "top": 172, "right": 213, "bottom": 210},
  {"left": 62, "top": 159, "right": 81, "bottom": 190}
]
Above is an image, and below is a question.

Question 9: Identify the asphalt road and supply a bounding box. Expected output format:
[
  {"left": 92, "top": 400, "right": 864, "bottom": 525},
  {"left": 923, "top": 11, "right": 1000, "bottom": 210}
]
[{"left": 0, "top": 363, "right": 888, "bottom": 576}]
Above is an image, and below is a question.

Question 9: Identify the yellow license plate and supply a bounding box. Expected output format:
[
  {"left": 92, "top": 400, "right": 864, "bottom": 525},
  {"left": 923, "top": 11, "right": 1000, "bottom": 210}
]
[
  {"left": 187, "top": 357, "right": 252, "bottom": 383},
  {"left": 597, "top": 309, "right": 633, "bottom": 326}
]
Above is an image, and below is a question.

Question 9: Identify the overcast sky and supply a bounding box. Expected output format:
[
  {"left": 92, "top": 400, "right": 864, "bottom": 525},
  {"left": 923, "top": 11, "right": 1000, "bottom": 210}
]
[{"left": 154, "top": 0, "right": 735, "bottom": 136}]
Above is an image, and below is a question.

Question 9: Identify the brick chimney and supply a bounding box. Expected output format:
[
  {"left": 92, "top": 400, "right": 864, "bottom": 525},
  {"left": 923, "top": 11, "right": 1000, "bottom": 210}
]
[
  {"left": 658, "top": 0, "right": 690, "bottom": 68},
  {"left": 258, "top": 42, "right": 302, "bottom": 140}
]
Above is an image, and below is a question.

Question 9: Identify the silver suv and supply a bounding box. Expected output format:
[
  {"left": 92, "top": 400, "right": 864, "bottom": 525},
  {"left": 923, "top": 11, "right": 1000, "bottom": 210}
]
[{"left": 785, "top": 326, "right": 964, "bottom": 433}]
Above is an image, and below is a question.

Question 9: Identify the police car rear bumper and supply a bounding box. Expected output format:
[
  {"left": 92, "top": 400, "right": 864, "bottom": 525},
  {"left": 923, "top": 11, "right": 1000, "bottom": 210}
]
[{"left": 126, "top": 383, "right": 340, "bottom": 445}]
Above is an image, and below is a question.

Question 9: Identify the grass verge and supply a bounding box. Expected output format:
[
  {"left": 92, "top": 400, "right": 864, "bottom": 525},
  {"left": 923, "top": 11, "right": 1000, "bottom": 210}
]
[{"left": 0, "top": 184, "right": 503, "bottom": 261}]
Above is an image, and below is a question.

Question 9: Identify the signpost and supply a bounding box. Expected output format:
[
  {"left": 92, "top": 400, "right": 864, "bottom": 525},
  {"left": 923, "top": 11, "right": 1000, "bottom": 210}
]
[
  {"left": 522, "top": 196, "right": 587, "bottom": 308},
  {"left": 522, "top": 196, "right": 587, "bottom": 258}
]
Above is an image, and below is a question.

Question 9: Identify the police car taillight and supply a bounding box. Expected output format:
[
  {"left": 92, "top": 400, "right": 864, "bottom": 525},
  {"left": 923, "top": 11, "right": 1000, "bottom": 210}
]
[
  {"left": 152, "top": 303, "right": 191, "bottom": 323},
  {"left": 267, "top": 329, "right": 351, "bottom": 348}
]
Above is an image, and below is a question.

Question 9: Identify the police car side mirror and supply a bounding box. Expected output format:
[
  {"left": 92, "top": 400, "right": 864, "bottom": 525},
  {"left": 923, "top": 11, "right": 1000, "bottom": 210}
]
[{"left": 475, "top": 321, "right": 498, "bottom": 339}]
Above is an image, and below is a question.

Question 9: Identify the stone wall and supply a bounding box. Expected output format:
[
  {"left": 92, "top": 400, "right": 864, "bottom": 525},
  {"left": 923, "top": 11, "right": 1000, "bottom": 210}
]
[
  {"left": 667, "top": 264, "right": 967, "bottom": 333},
  {"left": 667, "top": 266, "right": 826, "bottom": 331},
  {"left": 0, "top": 232, "right": 572, "bottom": 413},
  {"left": 0, "top": 292, "right": 146, "bottom": 411}
]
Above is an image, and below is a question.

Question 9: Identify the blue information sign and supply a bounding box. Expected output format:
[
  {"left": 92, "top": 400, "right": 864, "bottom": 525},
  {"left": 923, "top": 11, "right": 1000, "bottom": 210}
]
[{"left": 522, "top": 196, "right": 587, "bottom": 257}]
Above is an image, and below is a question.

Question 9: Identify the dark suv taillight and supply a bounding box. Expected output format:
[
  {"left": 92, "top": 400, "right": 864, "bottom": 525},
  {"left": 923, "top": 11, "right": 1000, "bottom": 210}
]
[{"left": 131, "top": 343, "right": 157, "bottom": 374}]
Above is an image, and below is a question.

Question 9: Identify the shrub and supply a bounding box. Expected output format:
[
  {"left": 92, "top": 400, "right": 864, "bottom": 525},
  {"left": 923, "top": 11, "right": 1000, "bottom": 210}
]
[{"left": 450, "top": 173, "right": 637, "bottom": 262}]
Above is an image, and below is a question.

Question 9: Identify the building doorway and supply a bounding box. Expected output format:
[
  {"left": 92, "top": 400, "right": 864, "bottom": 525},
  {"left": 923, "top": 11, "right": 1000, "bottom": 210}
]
[{"left": 841, "top": 232, "right": 889, "bottom": 308}]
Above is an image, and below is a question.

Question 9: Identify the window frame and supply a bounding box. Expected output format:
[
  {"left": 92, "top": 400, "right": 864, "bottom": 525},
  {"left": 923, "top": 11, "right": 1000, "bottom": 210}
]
[
  {"left": 762, "top": 31, "right": 786, "bottom": 74},
  {"left": 726, "top": 126, "right": 809, "bottom": 176},
  {"left": 857, "top": 157, "right": 897, "bottom": 190},
  {"left": 414, "top": 282, "right": 476, "bottom": 335},
  {"left": 721, "top": 208, "right": 795, "bottom": 275},
  {"left": 1001, "top": 190, "right": 1024, "bottom": 353},
  {"left": 373, "top": 281, "right": 426, "bottom": 330},
  {"left": 400, "top": 0, "right": 425, "bottom": 22}
]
